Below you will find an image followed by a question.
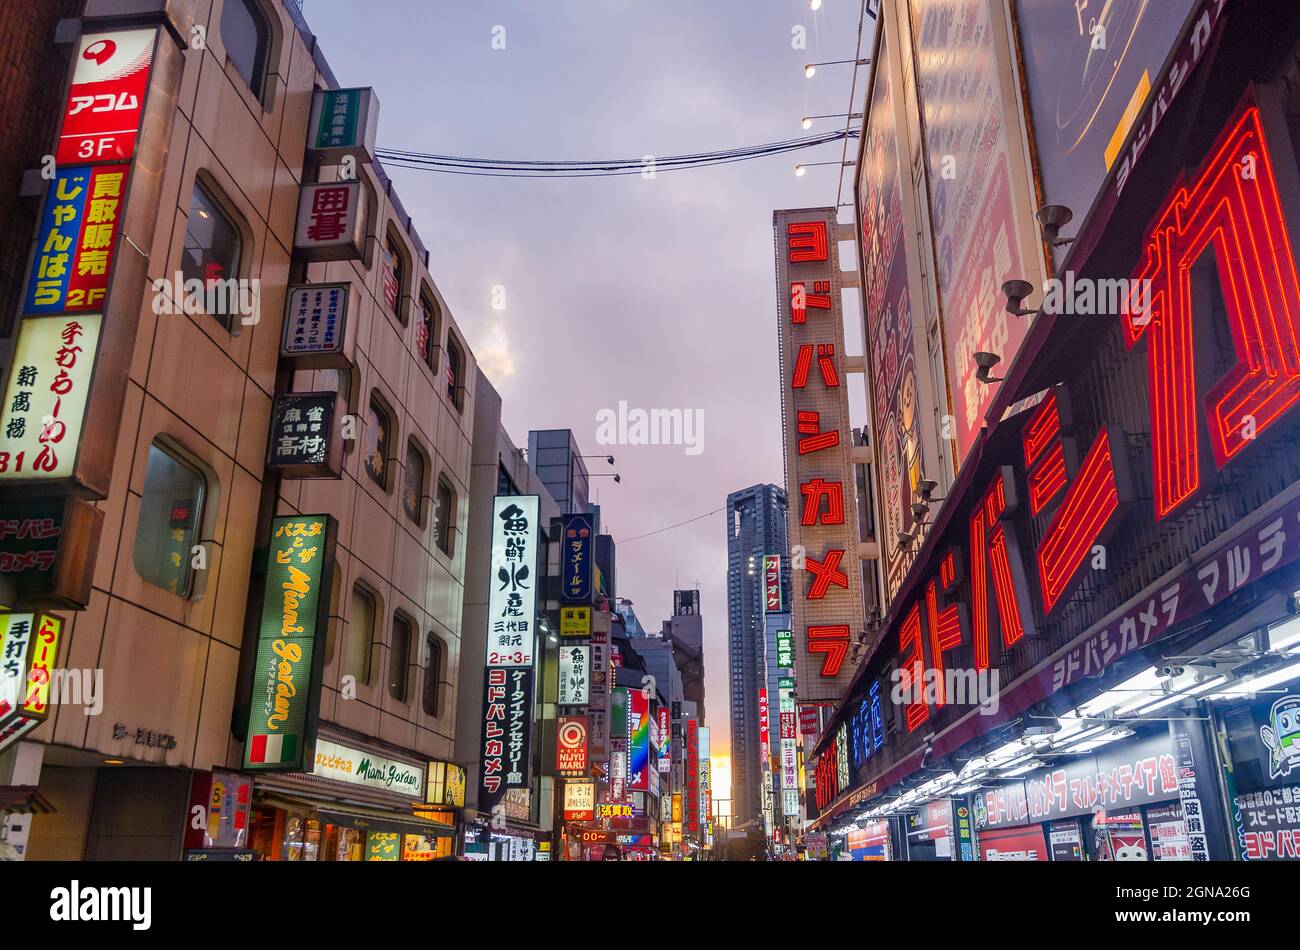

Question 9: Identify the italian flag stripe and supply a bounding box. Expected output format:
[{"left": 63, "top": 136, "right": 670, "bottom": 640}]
[{"left": 249, "top": 733, "right": 297, "bottom": 764}]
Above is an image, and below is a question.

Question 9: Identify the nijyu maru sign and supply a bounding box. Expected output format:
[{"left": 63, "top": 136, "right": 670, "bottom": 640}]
[{"left": 243, "top": 515, "right": 336, "bottom": 771}]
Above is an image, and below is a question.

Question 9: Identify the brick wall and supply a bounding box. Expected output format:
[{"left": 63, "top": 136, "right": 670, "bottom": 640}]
[{"left": 0, "top": 0, "right": 83, "bottom": 336}]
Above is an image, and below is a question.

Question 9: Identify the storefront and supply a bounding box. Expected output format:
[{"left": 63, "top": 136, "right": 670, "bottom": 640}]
[{"left": 243, "top": 731, "right": 457, "bottom": 862}]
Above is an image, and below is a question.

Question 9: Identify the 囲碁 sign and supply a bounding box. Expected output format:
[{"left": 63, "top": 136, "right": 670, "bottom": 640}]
[{"left": 243, "top": 515, "right": 336, "bottom": 772}]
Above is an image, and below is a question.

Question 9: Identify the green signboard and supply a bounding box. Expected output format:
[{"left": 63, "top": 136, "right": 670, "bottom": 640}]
[
  {"left": 776, "top": 630, "right": 794, "bottom": 669},
  {"left": 243, "top": 514, "right": 336, "bottom": 772},
  {"left": 313, "top": 89, "right": 361, "bottom": 150}
]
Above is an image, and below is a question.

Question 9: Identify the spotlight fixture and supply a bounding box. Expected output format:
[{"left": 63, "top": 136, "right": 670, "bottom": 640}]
[
  {"left": 809, "top": 0, "right": 822, "bottom": 10},
  {"left": 804, "top": 64, "right": 817, "bottom": 78},
  {"left": 895, "top": 530, "right": 916, "bottom": 551},
  {"left": 973, "top": 351, "right": 1004, "bottom": 384},
  {"left": 910, "top": 501, "right": 930, "bottom": 522},
  {"left": 795, "top": 163, "right": 807, "bottom": 176},
  {"left": 1002, "top": 279, "right": 1038, "bottom": 317},
  {"left": 1036, "top": 204, "right": 1075, "bottom": 247}
]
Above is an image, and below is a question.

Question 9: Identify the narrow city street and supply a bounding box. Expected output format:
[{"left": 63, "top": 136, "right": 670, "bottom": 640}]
[{"left": 0, "top": 0, "right": 1296, "bottom": 934}]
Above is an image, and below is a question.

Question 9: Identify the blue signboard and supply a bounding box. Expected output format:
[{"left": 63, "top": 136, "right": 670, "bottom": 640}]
[{"left": 561, "top": 512, "right": 593, "bottom": 603}]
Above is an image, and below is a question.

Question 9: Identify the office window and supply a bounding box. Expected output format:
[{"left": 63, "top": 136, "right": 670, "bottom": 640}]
[
  {"left": 417, "top": 292, "right": 439, "bottom": 372},
  {"left": 182, "top": 181, "right": 242, "bottom": 330},
  {"left": 434, "top": 476, "right": 455, "bottom": 556},
  {"left": 382, "top": 231, "right": 406, "bottom": 321},
  {"left": 445, "top": 334, "right": 464, "bottom": 411},
  {"left": 133, "top": 442, "right": 205, "bottom": 598},
  {"left": 403, "top": 440, "right": 426, "bottom": 524},
  {"left": 389, "top": 614, "right": 413, "bottom": 702},
  {"left": 364, "top": 395, "right": 391, "bottom": 489},
  {"left": 345, "top": 586, "right": 376, "bottom": 685},
  {"left": 220, "top": 0, "right": 271, "bottom": 100},
  {"left": 422, "top": 633, "right": 444, "bottom": 716}
]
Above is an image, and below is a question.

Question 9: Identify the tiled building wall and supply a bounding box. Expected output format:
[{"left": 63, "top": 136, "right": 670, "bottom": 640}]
[{"left": 34, "top": 0, "right": 475, "bottom": 774}]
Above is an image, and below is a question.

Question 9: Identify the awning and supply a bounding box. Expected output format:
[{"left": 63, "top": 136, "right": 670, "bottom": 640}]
[
  {"left": 0, "top": 785, "right": 55, "bottom": 814},
  {"left": 255, "top": 789, "right": 452, "bottom": 835}
]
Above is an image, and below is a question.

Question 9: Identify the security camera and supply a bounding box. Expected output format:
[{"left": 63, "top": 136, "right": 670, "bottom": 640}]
[
  {"left": 1036, "top": 204, "right": 1075, "bottom": 247},
  {"left": 1159, "top": 664, "right": 1187, "bottom": 679},
  {"left": 973, "top": 351, "right": 1003, "bottom": 384},
  {"left": 1002, "top": 279, "right": 1038, "bottom": 317}
]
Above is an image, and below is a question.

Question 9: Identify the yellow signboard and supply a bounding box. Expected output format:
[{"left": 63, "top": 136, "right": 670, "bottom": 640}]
[{"left": 560, "top": 605, "right": 591, "bottom": 637}]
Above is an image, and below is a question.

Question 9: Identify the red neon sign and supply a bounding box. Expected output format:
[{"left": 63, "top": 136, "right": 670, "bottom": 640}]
[
  {"left": 1036, "top": 425, "right": 1124, "bottom": 614},
  {"left": 800, "top": 478, "right": 846, "bottom": 526},
  {"left": 1126, "top": 105, "right": 1300, "bottom": 519},
  {"left": 807, "top": 625, "right": 851, "bottom": 677},
  {"left": 788, "top": 221, "right": 829, "bottom": 262}
]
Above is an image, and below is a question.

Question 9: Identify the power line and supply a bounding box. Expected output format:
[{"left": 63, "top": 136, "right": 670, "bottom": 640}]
[
  {"left": 373, "top": 130, "right": 857, "bottom": 178},
  {"left": 619, "top": 505, "right": 728, "bottom": 544}
]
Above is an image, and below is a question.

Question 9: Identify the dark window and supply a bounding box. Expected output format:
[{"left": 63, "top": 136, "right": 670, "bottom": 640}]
[
  {"left": 346, "top": 586, "right": 376, "bottom": 685},
  {"left": 497, "top": 461, "right": 519, "bottom": 496},
  {"left": 364, "top": 395, "right": 391, "bottom": 489},
  {"left": 445, "top": 335, "right": 464, "bottom": 411},
  {"left": 220, "top": 0, "right": 271, "bottom": 99},
  {"left": 422, "top": 633, "right": 444, "bottom": 716},
  {"left": 382, "top": 233, "right": 405, "bottom": 321},
  {"left": 182, "top": 182, "right": 242, "bottom": 330},
  {"left": 417, "top": 293, "right": 439, "bottom": 372},
  {"left": 389, "top": 614, "right": 413, "bottom": 702},
  {"left": 403, "top": 440, "right": 426, "bottom": 524},
  {"left": 132, "top": 442, "right": 205, "bottom": 598},
  {"left": 434, "top": 476, "right": 455, "bottom": 556}
]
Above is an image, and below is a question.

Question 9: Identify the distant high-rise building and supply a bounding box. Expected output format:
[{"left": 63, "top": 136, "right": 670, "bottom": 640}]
[{"left": 725, "top": 484, "right": 789, "bottom": 828}]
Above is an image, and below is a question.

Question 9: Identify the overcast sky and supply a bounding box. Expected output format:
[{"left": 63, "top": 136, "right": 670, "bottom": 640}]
[{"left": 304, "top": 0, "right": 874, "bottom": 786}]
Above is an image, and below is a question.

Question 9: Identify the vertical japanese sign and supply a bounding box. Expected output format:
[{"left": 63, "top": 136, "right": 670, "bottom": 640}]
[
  {"left": 243, "top": 516, "right": 335, "bottom": 772},
  {"left": 763, "top": 554, "right": 783, "bottom": 612},
  {"left": 0, "top": 315, "right": 102, "bottom": 480},
  {"left": 561, "top": 512, "right": 594, "bottom": 604},
  {"left": 56, "top": 29, "right": 157, "bottom": 164},
  {"left": 281, "top": 284, "right": 350, "bottom": 365},
  {"left": 0, "top": 613, "right": 63, "bottom": 753},
  {"left": 779, "top": 676, "right": 800, "bottom": 817},
  {"left": 776, "top": 630, "right": 794, "bottom": 669},
  {"left": 24, "top": 165, "right": 129, "bottom": 315},
  {"left": 628, "top": 689, "right": 651, "bottom": 792},
  {"left": 293, "top": 181, "right": 365, "bottom": 262},
  {"left": 486, "top": 496, "right": 538, "bottom": 666},
  {"left": 556, "top": 716, "right": 589, "bottom": 776},
  {"left": 558, "top": 644, "right": 590, "bottom": 706},
  {"left": 480, "top": 495, "right": 540, "bottom": 813},
  {"left": 774, "top": 207, "right": 864, "bottom": 702},
  {"left": 686, "top": 718, "right": 700, "bottom": 834},
  {"left": 609, "top": 687, "right": 629, "bottom": 802},
  {"left": 480, "top": 667, "right": 534, "bottom": 813},
  {"left": 908, "top": 0, "right": 1034, "bottom": 467},
  {"left": 657, "top": 706, "right": 671, "bottom": 774},
  {"left": 857, "top": 20, "right": 923, "bottom": 603},
  {"left": 758, "top": 688, "right": 771, "bottom": 770}
]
